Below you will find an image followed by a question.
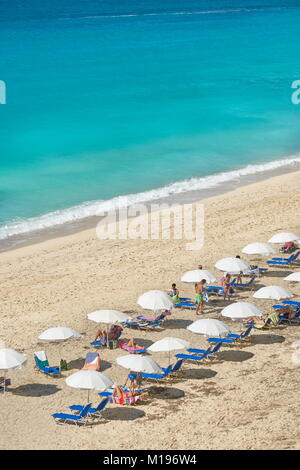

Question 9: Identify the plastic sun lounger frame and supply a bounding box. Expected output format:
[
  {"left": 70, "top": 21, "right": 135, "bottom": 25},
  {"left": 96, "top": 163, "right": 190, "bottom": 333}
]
[
  {"left": 69, "top": 398, "right": 109, "bottom": 418},
  {"left": 52, "top": 403, "right": 92, "bottom": 426},
  {"left": 175, "top": 346, "right": 213, "bottom": 363},
  {"left": 232, "top": 275, "right": 257, "bottom": 289},
  {"left": 142, "top": 364, "right": 173, "bottom": 382},
  {"left": 187, "top": 343, "right": 223, "bottom": 360}
]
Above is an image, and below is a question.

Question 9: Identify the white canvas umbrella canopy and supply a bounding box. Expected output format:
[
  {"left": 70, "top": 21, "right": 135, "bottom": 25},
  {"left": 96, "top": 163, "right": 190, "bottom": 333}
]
[
  {"left": 221, "top": 302, "right": 263, "bottom": 319},
  {"left": 253, "top": 286, "right": 293, "bottom": 300},
  {"left": 66, "top": 370, "right": 114, "bottom": 401},
  {"left": 181, "top": 270, "right": 216, "bottom": 284},
  {"left": 38, "top": 327, "right": 82, "bottom": 342},
  {"left": 215, "top": 257, "right": 250, "bottom": 275},
  {"left": 0, "top": 348, "right": 27, "bottom": 393},
  {"left": 268, "top": 232, "right": 299, "bottom": 243},
  {"left": 187, "top": 318, "right": 231, "bottom": 336},
  {"left": 87, "top": 310, "right": 131, "bottom": 348},
  {"left": 242, "top": 243, "right": 275, "bottom": 256},
  {"left": 148, "top": 337, "right": 190, "bottom": 364},
  {"left": 116, "top": 354, "right": 163, "bottom": 374},
  {"left": 0, "top": 348, "right": 27, "bottom": 370},
  {"left": 87, "top": 310, "right": 131, "bottom": 324},
  {"left": 137, "top": 290, "right": 174, "bottom": 312},
  {"left": 284, "top": 272, "right": 300, "bottom": 282}
]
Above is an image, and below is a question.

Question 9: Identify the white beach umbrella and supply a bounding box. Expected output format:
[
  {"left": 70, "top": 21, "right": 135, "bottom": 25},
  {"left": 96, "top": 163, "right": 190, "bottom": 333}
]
[
  {"left": 181, "top": 270, "right": 216, "bottom": 284},
  {"left": 148, "top": 337, "right": 190, "bottom": 364},
  {"left": 0, "top": 348, "right": 27, "bottom": 370},
  {"left": 268, "top": 232, "right": 299, "bottom": 244},
  {"left": 137, "top": 290, "right": 174, "bottom": 312},
  {"left": 284, "top": 272, "right": 300, "bottom": 282},
  {"left": 87, "top": 310, "right": 131, "bottom": 348},
  {"left": 187, "top": 318, "right": 231, "bottom": 337},
  {"left": 87, "top": 310, "right": 131, "bottom": 324},
  {"left": 38, "top": 327, "right": 82, "bottom": 370},
  {"left": 242, "top": 243, "right": 275, "bottom": 256},
  {"left": 253, "top": 286, "right": 293, "bottom": 300},
  {"left": 221, "top": 302, "right": 263, "bottom": 319},
  {"left": 38, "top": 327, "right": 82, "bottom": 342},
  {"left": 116, "top": 354, "right": 163, "bottom": 374},
  {"left": 0, "top": 348, "right": 27, "bottom": 393},
  {"left": 66, "top": 370, "right": 114, "bottom": 402},
  {"left": 215, "top": 257, "right": 250, "bottom": 275}
]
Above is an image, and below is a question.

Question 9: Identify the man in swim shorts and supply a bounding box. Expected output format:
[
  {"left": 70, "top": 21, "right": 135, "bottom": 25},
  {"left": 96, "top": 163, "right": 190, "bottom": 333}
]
[{"left": 195, "top": 279, "right": 207, "bottom": 315}]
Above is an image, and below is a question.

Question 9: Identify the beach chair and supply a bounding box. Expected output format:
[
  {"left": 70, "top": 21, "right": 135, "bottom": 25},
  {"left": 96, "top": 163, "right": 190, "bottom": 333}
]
[
  {"left": 136, "top": 313, "right": 167, "bottom": 323},
  {"left": 227, "top": 326, "right": 253, "bottom": 340},
  {"left": 109, "top": 394, "right": 143, "bottom": 405},
  {"left": 266, "top": 251, "right": 299, "bottom": 266},
  {"left": 176, "top": 346, "right": 212, "bottom": 363},
  {"left": 207, "top": 334, "right": 241, "bottom": 345},
  {"left": 90, "top": 337, "right": 107, "bottom": 347},
  {"left": 118, "top": 341, "right": 147, "bottom": 354},
  {"left": 282, "top": 300, "right": 300, "bottom": 307},
  {"left": 142, "top": 364, "right": 173, "bottom": 383},
  {"left": 187, "top": 343, "right": 222, "bottom": 360},
  {"left": 175, "top": 301, "right": 197, "bottom": 309},
  {"left": 34, "top": 351, "right": 61, "bottom": 376},
  {"left": 82, "top": 352, "right": 101, "bottom": 371},
  {"left": 69, "top": 397, "right": 109, "bottom": 418},
  {"left": 52, "top": 403, "right": 92, "bottom": 426},
  {"left": 233, "top": 275, "right": 257, "bottom": 290},
  {"left": 0, "top": 377, "right": 11, "bottom": 393},
  {"left": 121, "top": 320, "right": 150, "bottom": 329}
]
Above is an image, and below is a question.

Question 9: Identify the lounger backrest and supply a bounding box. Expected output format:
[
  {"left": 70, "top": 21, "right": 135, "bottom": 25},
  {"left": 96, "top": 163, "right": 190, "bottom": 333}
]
[
  {"left": 34, "top": 351, "right": 49, "bottom": 368},
  {"left": 95, "top": 398, "right": 109, "bottom": 412},
  {"left": 164, "top": 364, "right": 173, "bottom": 376},
  {"left": 211, "top": 343, "right": 221, "bottom": 354},
  {"left": 79, "top": 403, "right": 92, "bottom": 418},
  {"left": 172, "top": 360, "right": 183, "bottom": 372},
  {"left": 242, "top": 326, "right": 252, "bottom": 338}
]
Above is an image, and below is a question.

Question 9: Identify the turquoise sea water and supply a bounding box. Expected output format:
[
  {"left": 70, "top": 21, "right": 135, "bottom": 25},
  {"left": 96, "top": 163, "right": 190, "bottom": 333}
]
[{"left": 0, "top": 0, "right": 300, "bottom": 240}]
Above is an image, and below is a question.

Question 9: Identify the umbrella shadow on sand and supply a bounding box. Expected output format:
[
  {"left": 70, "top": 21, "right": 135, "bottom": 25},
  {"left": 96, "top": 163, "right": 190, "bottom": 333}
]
[
  {"left": 183, "top": 368, "right": 217, "bottom": 380},
  {"left": 251, "top": 334, "right": 286, "bottom": 345},
  {"left": 265, "top": 270, "right": 293, "bottom": 278},
  {"left": 102, "top": 407, "right": 145, "bottom": 421},
  {"left": 11, "top": 383, "right": 61, "bottom": 397},
  {"left": 219, "top": 350, "right": 254, "bottom": 362},
  {"left": 147, "top": 386, "right": 185, "bottom": 400},
  {"left": 165, "top": 319, "right": 192, "bottom": 329}
]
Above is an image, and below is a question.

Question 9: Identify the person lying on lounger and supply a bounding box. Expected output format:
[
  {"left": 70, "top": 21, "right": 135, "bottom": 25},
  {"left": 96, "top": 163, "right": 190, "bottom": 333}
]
[
  {"left": 93, "top": 324, "right": 123, "bottom": 342},
  {"left": 123, "top": 371, "right": 143, "bottom": 391},
  {"left": 112, "top": 385, "right": 148, "bottom": 404},
  {"left": 277, "top": 305, "right": 298, "bottom": 320}
]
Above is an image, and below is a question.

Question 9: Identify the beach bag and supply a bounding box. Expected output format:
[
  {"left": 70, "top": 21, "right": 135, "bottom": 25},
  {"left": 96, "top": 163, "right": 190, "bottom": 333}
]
[{"left": 60, "top": 359, "right": 68, "bottom": 371}]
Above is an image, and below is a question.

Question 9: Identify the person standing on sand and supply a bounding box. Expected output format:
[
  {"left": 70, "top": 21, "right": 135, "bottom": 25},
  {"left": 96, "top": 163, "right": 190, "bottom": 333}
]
[{"left": 195, "top": 279, "right": 206, "bottom": 315}]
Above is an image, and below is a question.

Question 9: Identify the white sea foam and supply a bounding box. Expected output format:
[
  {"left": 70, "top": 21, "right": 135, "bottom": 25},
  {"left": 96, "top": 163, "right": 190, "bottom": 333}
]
[{"left": 0, "top": 156, "right": 300, "bottom": 241}]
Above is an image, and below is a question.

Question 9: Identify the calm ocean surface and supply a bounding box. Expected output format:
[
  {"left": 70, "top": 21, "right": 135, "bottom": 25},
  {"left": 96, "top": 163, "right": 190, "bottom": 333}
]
[{"left": 0, "top": 0, "right": 300, "bottom": 241}]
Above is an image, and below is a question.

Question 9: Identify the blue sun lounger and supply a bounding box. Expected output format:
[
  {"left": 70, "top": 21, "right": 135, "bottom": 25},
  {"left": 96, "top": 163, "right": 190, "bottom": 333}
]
[
  {"left": 266, "top": 251, "right": 300, "bottom": 266},
  {"left": 187, "top": 343, "right": 222, "bottom": 359},
  {"left": 52, "top": 403, "right": 92, "bottom": 425},
  {"left": 34, "top": 351, "right": 61, "bottom": 376},
  {"left": 69, "top": 398, "right": 109, "bottom": 417},
  {"left": 162, "top": 359, "right": 184, "bottom": 376},
  {"left": 175, "top": 301, "right": 197, "bottom": 309},
  {"left": 282, "top": 300, "right": 300, "bottom": 306},
  {"left": 233, "top": 276, "right": 256, "bottom": 289},
  {"left": 142, "top": 364, "right": 173, "bottom": 382},
  {"left": 176, "top": 346, "right": 213, "bottom": 362}
]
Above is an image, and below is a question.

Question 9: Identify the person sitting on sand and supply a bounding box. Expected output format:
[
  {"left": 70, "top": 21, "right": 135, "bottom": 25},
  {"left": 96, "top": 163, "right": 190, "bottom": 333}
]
[
  {"left": 195, "top": 279, "right": 207, "bottom": 315},
  {"left": 93, "top": 324, "right": 123, "bottom": 342}
]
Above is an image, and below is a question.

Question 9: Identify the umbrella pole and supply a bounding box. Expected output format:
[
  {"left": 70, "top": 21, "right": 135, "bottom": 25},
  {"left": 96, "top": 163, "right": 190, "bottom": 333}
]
[{"left": 107, "top": 324, "right": 109, "bottom": 349}]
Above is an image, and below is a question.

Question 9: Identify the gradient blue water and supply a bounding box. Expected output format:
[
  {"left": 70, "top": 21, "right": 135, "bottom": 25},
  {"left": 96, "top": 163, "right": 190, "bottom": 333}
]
[{"left": 0, "top": 0, "right": 300, "bottom": 227}]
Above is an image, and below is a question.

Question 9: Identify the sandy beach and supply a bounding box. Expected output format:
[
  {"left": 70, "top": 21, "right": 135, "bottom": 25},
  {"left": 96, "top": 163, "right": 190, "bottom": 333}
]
[{"left": 1, "top": 170, "right": 300, "bottom": 450}]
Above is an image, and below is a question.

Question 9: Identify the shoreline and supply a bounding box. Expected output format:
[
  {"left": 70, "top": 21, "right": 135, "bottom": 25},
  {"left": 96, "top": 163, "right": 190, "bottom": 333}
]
[{"left": 1, "top": 157, "right": 300, "bottom": 254}]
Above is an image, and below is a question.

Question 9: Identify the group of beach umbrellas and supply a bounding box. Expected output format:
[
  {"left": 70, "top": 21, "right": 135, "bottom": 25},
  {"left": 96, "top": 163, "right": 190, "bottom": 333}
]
[{"left": 2, "top": 231, "right": 300, "bottom": 395}]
